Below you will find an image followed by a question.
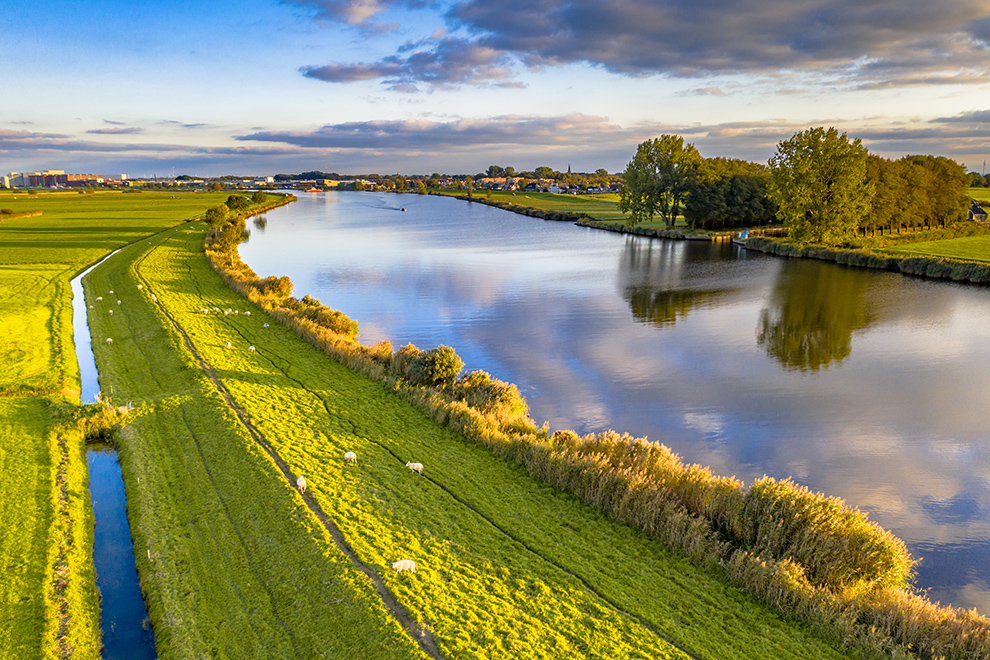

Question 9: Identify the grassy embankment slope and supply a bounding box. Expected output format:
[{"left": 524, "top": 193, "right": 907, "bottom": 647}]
[
  {"left": 0, "top": 191, "right": 232, "bottom": 659},
  {"left": 83, "top": 211, "right": 857, "bottom": 657}
]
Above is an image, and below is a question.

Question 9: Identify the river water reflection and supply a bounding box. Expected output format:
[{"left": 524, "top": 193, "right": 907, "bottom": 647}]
[{"left": 240, "top": 191, "right": 990, "bottom": 614}]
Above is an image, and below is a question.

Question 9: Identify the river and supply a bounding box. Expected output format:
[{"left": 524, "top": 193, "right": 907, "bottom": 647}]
[{"left": 239, "top": 191, "right": 990, "bottom": 614}]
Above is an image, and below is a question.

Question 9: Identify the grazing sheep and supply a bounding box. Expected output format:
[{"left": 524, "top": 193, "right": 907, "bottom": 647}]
[
  {"left": 213, "top": 307, "right": 220, "bottom": 312},
  {"left": 106, "top": 338, "right": 113, "bottom": 344},
  {"left": 392, "top": 559, "right": 416, "bottom": 574},
  {"left": 263, "top": 323, "right": 269, "bottom": 328},
  {"left": 89, "top": 305, "right": 94, "bottom": 309},
  {"left": 117, "top": 300, "right": 122, "bottom": 305},
  {"left": 406, "top": 462, "right": 423, "bottom": 474},
  {"left": 244, "top": 311, "right": 251, "bottom": 316},
  {"left": 248, "top": 346, "right": 256, "bottom": 352},
  {"left": 109, "top": 290, "right": 114, "bottom": 294},
  {"left": 200, "top": 308, "right": 208, "bottom": 314},
  {"left": 225, "top": 341, "right": 231, "bottom": 348},
  {"left": 137, "top": 284, "right": 143, "bottom": 289},
  {"left": 296, "top": 476, "right": 307, "bottom": 494},
  {"left": 108, "top": 309, "right": 113, "bottom": 316},
  {"left": 344, "top": 451, "right": 357, "bottom": 464},
  {"left": 96, "top": 296, "right": 103, "bottom": 301},
  {"left": 151, "top": 294, "right": 157, "bottom": 302}
]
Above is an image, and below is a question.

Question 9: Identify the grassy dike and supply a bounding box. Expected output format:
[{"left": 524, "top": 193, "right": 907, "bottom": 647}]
[
  {"left": 82, "top": 218, "right": 863, "bottom": 657},
  {"left": 0, "top": 191, "right": 235, "bottom": 659}
]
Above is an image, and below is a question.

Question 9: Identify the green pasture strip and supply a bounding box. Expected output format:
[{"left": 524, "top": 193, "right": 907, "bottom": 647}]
[
  {"left": 970, "top": 189, "right": 990, "bottom": 202},
  {"left": 880, "top": 235, "right": 990, "bottom": 262},
  {"left": 0, "top": 397, "right": 53, "bottom": 658},
  {"left": 141, "top": 223, "right": 853, "bottom": 659},
  {"left": 0, "top": 265, "right": 76, "bottom": 394},
  {"left": 85, "top": 231, "right": 426, "bottom": 660}
]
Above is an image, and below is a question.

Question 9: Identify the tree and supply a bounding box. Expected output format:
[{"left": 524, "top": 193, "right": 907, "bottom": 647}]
[
  {"left": 251, "top": 190, "right": 267, "bottom": 205},
  {"left": 618, "top": 135, "right": 702, "bottom": 228},
  {"left": 205, "top": 204, "right": 229, "bottom": 229},
  {"left": 226, "top": 194, "right": 250, "bottom": 211},
  {"left": 768, "top": 127, "right": 873, "bottom": 246},
  {"left": 486, "top": 165, "right": 505, "bottom": 178},
  {"left": 533, "top": 166, "right": 557, "bottom": 180}
]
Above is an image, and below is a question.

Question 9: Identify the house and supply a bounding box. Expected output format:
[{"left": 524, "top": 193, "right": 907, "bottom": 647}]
[{"left": 969, "top": 201, "right": 988, "bottom": 222}]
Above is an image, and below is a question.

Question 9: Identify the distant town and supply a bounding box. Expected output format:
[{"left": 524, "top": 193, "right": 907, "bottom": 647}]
[{"left": 2, "top": 166, "right": 623, "bottom": 195}]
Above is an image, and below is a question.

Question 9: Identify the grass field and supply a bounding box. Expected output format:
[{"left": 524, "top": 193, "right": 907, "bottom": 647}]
[
  {"left": 970, "top": 188, "right": 990, "bottom": 202},
  {"left": 0, "top": 191, "right": 230, "bottom": 659},
  {"left": 881, "top": 235, "right": 990, "bottom": 262},
  {"left": 72, "top": 208, "right": 862, "bottom": 658}
]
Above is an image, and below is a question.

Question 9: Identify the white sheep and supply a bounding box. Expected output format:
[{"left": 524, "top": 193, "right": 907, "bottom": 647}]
[
  {"left": 263, "top": 323, "right": 269, "bottom": 328},
  {"left": 243, "top": 311, "right": 251, "bottom": 316},
  {"left": 96, "top": 296, "right": 103, "bottom": 301},
  {"left": 392, "top": 559, "right": 416, "bottom": 574},
  {"left": 200, "top": 308, "right": 208, "bottom": 314},
  {"left": 296, "top": 476, "right": 307, "bottom": 494},
  {"left": 151, "top": 294, "right": 157, "bottom": 302},
  {"left": 406, "top": 462, "right": 423, "bottom": 474},
  {"left": 106, "top": 338, "right": 113, "bottom": 344},
  {"left": 137, "top": 284, "right": 143, "bottom": 289},
  {"left": 248, "top": 346, "right": 256, "bottom": 352},
  {"left": 344, "top": 451, "right": 357, "bottom": 464},
  {"left": 225, "top": 341, "right": 231, "bottom": 348},
  {"left": 89, "top": 305, "right": 94, "bottom": 309},
  {"left": 213, "top": 307, "right": 220, "bottom": 312},
  {"left": 233, "top": 310, "right": 239, "bottom": 315},
  {"left": 109, "top": 290, "right": 114, "bottom": 294},
  {"left": 117, "top": 300, "right": 121, "bottom": 305},
  {"left": 108, "top": 309, "right": 113, "bottom": 316}
]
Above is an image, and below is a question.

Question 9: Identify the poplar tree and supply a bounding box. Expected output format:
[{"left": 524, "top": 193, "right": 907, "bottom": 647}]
[
  {"left": 768, "top": 127, "right": 873, "bottom": 246},
  {"left": 619, "top": 135, "right": 702, "bottom": 228}
]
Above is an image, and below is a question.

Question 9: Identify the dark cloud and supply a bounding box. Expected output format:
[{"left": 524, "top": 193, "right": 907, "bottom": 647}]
[
  {"left": 302, "top": 37, "right": 515, "bottom": 90},
  {"left": 237, "top": 114, "right": 632, "bottom": 150},
  {"left": 103, "top": 119, "right": 126, "bottom": 125},
  {"left": 297, "top": 0, "right": 990, "bottom": 88},
  {"left": 934, "top": 110, "right": 990, "bottom": 124},
  {"left": 86, "top": 127, "right": 145, "bottom": 135}
]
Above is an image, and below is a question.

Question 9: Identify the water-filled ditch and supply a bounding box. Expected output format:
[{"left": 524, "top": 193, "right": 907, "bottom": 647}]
[{"left": 71, "top": 257, "right": 156, "bottom": 659}]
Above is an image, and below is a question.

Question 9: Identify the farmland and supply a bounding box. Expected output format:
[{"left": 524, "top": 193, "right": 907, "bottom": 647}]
[{"left": 0, "top": 191, "right": 231, "bottom": 658}]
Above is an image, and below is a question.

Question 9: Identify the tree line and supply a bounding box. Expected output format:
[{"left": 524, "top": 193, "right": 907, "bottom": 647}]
[{"left": 620, "top": 129, "right": 975, "bottom": 246}]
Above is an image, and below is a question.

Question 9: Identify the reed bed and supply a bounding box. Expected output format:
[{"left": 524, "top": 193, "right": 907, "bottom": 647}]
[{"left": 203, "top": 211, "right": 990, "bottom": 660}]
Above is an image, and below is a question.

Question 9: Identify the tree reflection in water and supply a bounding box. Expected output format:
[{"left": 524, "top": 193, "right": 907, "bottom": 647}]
[
  {"left": 757, "top": 259, "right": 875, "bottom": 371},
  {"left": 618, "top": 237, "right": 735, "bottom": 328}
]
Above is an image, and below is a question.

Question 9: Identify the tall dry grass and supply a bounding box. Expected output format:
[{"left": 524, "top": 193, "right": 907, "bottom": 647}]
[{"left": 201, "top": 214, "right": 990, "bottom": 660}]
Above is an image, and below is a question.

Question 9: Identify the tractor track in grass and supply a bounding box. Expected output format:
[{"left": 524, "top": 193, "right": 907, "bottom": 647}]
[
  {"left": 130, "top": 234, "right": 447, "bottom": 660},
  {"left": 151, "top": 228, "right": 705, "bottom": 660}
]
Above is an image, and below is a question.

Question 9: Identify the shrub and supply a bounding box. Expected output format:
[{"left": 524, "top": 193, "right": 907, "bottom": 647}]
[{"left": 410, "top": 345, "right": 463, "bottom": 388}]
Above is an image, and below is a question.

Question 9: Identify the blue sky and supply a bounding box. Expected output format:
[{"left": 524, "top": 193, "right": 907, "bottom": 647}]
[{"left": 2, "top": 0, "right": 989, "bottom": 176}]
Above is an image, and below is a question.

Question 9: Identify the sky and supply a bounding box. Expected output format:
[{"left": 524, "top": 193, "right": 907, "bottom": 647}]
[{"left": 1, "top": 0, "right": 989, "bottom": 177}]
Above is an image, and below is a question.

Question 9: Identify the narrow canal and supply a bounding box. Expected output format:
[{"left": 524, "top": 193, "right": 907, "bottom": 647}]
[{"left": 71, "top": 258, "right": 156, "bottom": 660}]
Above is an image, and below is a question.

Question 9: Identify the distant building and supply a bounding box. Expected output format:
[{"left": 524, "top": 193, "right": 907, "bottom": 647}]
[
  {"left": 969, "top": 201, "right": 988, "bottom": 222},
  {"left": 7, "top": 170, "right": 67, "bottom": 187},
  {"left": 1, "top": 175, "right": 9, "bottom": 189}
]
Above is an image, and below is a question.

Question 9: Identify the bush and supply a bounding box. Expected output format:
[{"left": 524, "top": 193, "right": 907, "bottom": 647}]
[{"left": 410, "top": 345, "right": 463, "bottom": 388}]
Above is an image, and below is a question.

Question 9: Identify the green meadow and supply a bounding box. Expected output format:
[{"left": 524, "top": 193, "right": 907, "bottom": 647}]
[
  {"left": 0, "top": 191, "right": 230, "bottom": 658},
  {"left": 881, "top": 235, "right": 990, "bottom": 262},
  {"left": 969, "top": 188, "right": 990, "bottom": 203}
]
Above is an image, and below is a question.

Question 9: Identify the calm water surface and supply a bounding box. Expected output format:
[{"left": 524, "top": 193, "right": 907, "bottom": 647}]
[
  {"left": 240, "top": 191, "right": 990, "bottom": 613},
  {"left": 72, "top": 262, "right": 156, "bottom": 659}
]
